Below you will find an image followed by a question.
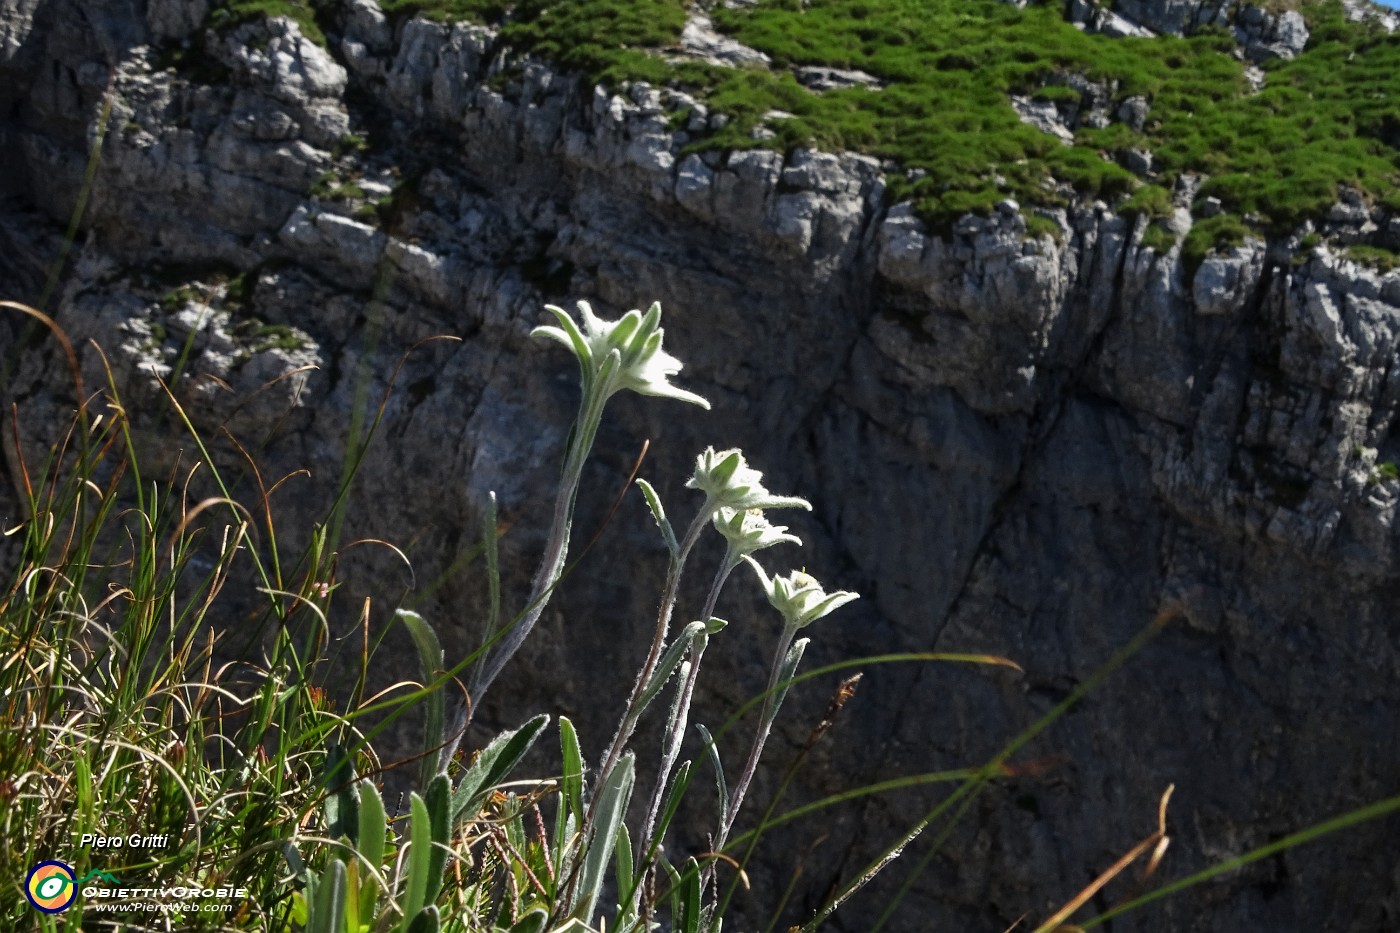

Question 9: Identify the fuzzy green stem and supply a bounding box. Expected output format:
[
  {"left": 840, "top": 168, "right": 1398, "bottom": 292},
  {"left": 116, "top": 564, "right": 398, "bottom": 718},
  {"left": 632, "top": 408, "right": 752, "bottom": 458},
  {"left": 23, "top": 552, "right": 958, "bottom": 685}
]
[
  {"left": 704, "top": 618, "right": 801, "bottom": 894},
  {"left": 638, "top": 554, "right": 736, "bottom": 865},
  {"left": 566, "top": 504, "right": 712, "bottom": 914},
  {"left": 590, "top": 506, "right": 710, "bottom": 800},
  {"left": 449, "top": 381, "right": 610, "bottom": 764}
]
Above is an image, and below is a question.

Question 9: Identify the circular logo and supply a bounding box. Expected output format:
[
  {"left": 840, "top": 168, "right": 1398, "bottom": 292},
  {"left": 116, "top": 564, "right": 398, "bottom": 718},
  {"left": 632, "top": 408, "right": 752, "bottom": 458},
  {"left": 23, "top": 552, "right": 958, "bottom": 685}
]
[{"left": 25, "top": 861, "right": 76, "bottom": 913}]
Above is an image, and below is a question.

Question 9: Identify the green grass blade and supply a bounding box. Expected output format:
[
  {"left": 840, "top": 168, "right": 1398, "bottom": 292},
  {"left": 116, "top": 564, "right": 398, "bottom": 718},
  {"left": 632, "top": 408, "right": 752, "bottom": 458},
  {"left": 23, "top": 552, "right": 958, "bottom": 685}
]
[
  {"left": 1080, "top": 791, "right": 1400, "bottom": 929},
  {"left": 654, "top": 759, "right": 694, "bottom": 861},
  {"left": 679, "top": 856, "right": 703, "bottom": 933}
]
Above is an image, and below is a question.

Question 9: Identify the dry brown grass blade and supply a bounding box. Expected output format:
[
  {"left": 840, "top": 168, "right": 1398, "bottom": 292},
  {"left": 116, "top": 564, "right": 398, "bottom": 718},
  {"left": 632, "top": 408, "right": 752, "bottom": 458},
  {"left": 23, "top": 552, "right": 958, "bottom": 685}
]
[
  {"left": 1031, "top": 784, "right": 1175, "bottom": 933},
  {"left": 1, "top": 300, "right": 86, "bottom": 407},
  {"left": 699, "top": 851, "right": 751, "bottom": 890}
]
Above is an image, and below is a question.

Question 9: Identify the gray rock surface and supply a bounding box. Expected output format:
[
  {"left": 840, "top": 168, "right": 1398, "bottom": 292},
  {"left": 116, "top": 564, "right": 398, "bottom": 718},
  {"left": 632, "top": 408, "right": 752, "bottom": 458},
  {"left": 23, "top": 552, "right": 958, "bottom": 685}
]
[
  {"left": 677, "top": 10, "right": 770, "bottom": 68},
  {"left": 1081, "top": 0, "right": 1309, "bottom": 60},
  {"left": 2, "top": 2, "right": 1400, "bottom": 932}
]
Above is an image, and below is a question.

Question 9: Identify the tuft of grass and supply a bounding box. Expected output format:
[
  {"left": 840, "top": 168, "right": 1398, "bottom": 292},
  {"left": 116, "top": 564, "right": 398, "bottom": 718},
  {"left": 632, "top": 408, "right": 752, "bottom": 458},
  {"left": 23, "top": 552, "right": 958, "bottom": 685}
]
[
  {"left": 1141, "top": 223, "right": 1179, "bottom": 254},
  {"left": 207, "top": 0, "right": 328, "bottom": 45},
  {"left": 1024, "top": 213, "right": 1064, "bottom": 243},
  {"left": 0, "top": 334, "right": 360, "bottom": 930},
  {"left": 1345, "top": 244, "right": 1400, "bottom": 273},
  {"left": 1123, "top": 184, "right": 1174, "bottom": 221},
  {"left": 1183, "top": 212, "right": 1252, "bottom": 271}
]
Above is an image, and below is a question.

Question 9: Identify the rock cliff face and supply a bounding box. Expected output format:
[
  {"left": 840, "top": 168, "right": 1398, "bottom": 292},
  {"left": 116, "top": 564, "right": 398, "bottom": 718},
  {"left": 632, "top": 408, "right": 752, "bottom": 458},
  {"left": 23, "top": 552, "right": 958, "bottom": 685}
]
[{"left": 3, "top": 1, "right": 1400, "bottom": 930}]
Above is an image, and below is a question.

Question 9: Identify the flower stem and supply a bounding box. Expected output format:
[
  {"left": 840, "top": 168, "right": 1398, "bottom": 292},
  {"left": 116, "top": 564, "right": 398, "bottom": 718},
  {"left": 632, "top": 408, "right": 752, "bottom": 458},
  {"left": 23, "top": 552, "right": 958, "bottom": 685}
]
[
  {"left": 638, "top": 556, "right": 735, "bottom": 867},
  {"left": 590, "top": 506, "right": 710, "bottom": 806},
  {"left": 447, "top": 384, "right": 608, "bottom": 763},
  {"left": 703, "top": 619, "right": 800, "bottom": 892}
]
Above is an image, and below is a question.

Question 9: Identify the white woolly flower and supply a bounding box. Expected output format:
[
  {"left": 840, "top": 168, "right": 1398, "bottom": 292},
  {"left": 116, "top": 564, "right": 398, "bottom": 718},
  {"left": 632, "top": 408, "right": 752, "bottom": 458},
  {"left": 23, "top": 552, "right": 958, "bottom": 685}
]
[
  {"left": 687, "top": 447, "right": 812, "bottom": 513},
  {"left": 532, "top": 300, "right": 709, "bottom": 408},
  {"left": 745, "top": 561, "right": 859, "bottom": 630},
  {"left": 713, "top": 507, "right": 802, "bottom": 563}
]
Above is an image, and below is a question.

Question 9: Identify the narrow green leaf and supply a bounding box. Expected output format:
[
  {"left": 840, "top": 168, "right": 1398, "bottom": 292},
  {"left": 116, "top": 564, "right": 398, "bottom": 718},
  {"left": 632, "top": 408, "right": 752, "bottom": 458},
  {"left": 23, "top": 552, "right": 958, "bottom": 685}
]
[
  {"left": 452, "top": 714, "right": 551, "bottom": 823},
  {"left": 697, "top": 724, "right": 728, "bottom": 832},
  {"left": 767, "top": 638, "right": 810, "bottom": 729},
  {"left": 575, "top": 752, "right": 635, "bottom": 920},
  {"left": 400, "top": 793, "right": 433, "bottom": 932},
  {"left": 680, "top": 857, "right": 703, "bottom": 933},
  {"left": 425, "top": 774, "right": 451, "bottom": 904},
  {"left": 310, "top": 858, "right": 346, "bottom": 933},
  {"left": 397, "top": 609, "right": 448, "bottom": 787},
  {"left": 658, "top": 853, "right": 684, "bottom": 925},
  {"left": 557, "top": 810, "right": 578, "bottom": 899},
  {"left": 405, "top": 905, "right": 441, "bottom": 933},
  {"left": 344, "top": 858, "right": 361, "bottom": 933},
  {"left": 637, "top": 622, "right": 707, "bottom": 715},
  {"left": 510, "top": 907, "right": 549, "bottom": 933},
  {"left": 615, "top": 822, "right": 634, "bottom": 905},
  {"left": 636, "top": 478, "right": 678, "bottom": 556},
  {"left": 356, "top": 780, "right": 386, "bottom": 922},
  {"left": 323, "top": 745, "right": 358, "bottom": 843},
  {"left": 556, "top": 716, "right": 585, "bottom": 869},
  {"left": 654, "top": 759, "right": 694, "bottom": 856},
  {"left": 282, "top": 841, "right": 305, "bottom": 874}
]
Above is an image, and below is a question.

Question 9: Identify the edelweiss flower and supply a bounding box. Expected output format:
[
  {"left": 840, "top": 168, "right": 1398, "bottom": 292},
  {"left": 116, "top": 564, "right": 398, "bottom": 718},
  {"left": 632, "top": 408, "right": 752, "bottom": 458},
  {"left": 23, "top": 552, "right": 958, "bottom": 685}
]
[
  {"left": 532, "top": 300, "right": 709, "bottom": 408},
  {"left": 687, "top": 447, "right": 812, "bottom": 513},
  {"left": 745, "top": 561, "right": 859, "bottom": 630},
  {"left": 713, "top": 507, "right": 802, "bottom": 562}
]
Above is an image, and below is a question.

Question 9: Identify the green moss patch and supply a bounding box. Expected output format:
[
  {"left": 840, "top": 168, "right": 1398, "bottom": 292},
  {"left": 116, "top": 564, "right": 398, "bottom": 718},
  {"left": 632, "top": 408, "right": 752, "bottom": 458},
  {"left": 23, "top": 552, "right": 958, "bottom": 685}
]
[
  {"left": 204, "top": 0, "right": 1399, "bottom": 250},
  {"left": 1345, "top": 244, "right": 1400, "bottom": 273},
  {"left": 1184, "top": 213, "right": 1252, "bottom": 272},
  {"left": 207, "top": 0, "right": 329, "bottom": 45}
]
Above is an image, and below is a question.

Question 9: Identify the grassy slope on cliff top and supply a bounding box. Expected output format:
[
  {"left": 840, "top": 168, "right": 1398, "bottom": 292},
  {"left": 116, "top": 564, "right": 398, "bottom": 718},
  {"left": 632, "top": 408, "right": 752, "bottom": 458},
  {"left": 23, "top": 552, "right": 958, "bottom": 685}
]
[{"left": 221, "top": 0, "right": 1400, "bottom": 243}]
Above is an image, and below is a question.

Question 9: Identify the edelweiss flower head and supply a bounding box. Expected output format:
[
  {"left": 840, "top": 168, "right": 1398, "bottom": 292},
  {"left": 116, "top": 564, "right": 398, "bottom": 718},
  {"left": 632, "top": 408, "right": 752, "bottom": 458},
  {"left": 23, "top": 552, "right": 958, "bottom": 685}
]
[
  {"left": 745, "top": 560, "right": 859, "bottom": 630},
  {"left": 713, "top": 507, "right": 801, "bottom": 560},
  {"left": 532, "top": 300, "right": 709, "bottom": 408},
  {"left": 687, "top": 447, "right": 812, "bottom": 513}
]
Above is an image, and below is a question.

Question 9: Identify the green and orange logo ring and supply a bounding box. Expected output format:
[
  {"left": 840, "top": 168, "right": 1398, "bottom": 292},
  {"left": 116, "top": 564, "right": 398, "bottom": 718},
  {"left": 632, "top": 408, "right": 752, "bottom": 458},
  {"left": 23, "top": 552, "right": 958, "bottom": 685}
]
[{"left": 25, "top": 860, "right": 77, "bottom": 913}]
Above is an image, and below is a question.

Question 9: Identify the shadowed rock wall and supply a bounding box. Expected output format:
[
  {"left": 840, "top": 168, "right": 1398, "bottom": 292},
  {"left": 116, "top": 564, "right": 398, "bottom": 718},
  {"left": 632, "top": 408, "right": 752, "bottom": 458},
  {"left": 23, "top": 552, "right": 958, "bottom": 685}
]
[{"left": 2, "top": 1, "right": 1399, "bottom": 929}]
